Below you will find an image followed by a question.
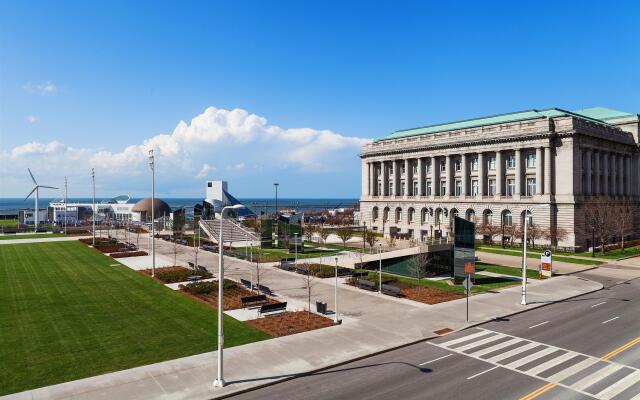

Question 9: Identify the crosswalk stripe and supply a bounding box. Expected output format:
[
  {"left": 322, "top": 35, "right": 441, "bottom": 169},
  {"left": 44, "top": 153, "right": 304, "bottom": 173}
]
[
  {"left": 596, "top": 370, "right": 640, "bottom": 400},
  {"left": 455, "top": 334, "right": 507, "bottom": 352},
  {"left": 545, "top": 358, "right": 599, "bottom": 383},
  {"left": 571, "top": 363, "right": 624, "bottom": 392},
  {"left": 471, "top": 338, "right": 523, "bottom": 357},
  {"left": 505, "top": 347, "right": 559, "bottom": 370},
  {"left": 525, "top": 352, "right": 579, "bottom": 376},
  {"left": 486, "top": 342, "right": 539, "bottom": 363},
  {"left": 439, "top": 330, "right": 492, "bottom": 347}
]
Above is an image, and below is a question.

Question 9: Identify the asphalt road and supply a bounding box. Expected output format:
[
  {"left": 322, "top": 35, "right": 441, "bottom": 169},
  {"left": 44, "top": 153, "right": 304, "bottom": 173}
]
[{"left": 231, "top": 275, "right": 640, "bottom": 400}]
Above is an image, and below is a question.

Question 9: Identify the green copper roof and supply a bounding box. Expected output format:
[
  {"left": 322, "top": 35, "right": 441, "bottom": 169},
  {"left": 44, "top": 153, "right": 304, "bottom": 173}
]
[
  {"left": 572, "top": 107, "right": 636, "bottom": 121},
  {"left": 379, "top": 106, "right": 635, "bottom": 141}
]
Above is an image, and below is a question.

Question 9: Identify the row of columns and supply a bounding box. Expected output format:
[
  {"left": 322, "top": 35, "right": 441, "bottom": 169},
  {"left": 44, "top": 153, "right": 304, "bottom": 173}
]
[
  {"left": 365, "top": 147, "right": 552, "bottom": 198},
  {"left": 583, "top": 149, "right": 633, "bottom": 196}
]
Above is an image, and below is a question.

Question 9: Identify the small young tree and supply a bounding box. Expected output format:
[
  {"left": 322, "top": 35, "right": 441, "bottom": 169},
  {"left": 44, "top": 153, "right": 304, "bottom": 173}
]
[
  {"left": 319, "top": 226, "right": 330, "bottom": 245},
  {"left": 407, "top": 245, "right": 429, "bottom": 289},
  {"left": 613, "top": 201, "right": 634, "bottom": 251},
  {"left": 301, "top": 263, "right": 318, "bottom": 318},
  {"left": 336, "top": 226, "right": 354, "bottom": 247},
  {"left": 364, "top": 230, "right": 377, "bottom": 251},
  {"left": 385, "top": 235, "right": 397, "bottom": 248},
  {"left": 581, "top": 198, "right": 617, "bottom": 255},
  {"left": 303, "top": 224, "right": 316, "bottom": 243}
]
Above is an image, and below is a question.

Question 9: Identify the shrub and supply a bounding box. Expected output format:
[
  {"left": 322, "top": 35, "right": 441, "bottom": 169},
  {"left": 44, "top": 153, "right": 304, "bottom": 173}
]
[
  {"left": 179, "top": 279, "right": 237, "bottom": 294},
  {"left": 150, "top": 266, "right": 213, "bottom": 283},
  {"left": 111, "top": 251, "right": 148, "bottom": 258}
]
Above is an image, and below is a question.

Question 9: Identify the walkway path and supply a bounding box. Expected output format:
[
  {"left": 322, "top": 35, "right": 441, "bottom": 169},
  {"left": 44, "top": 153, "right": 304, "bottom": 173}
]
[{"left": 3, "top": 234, "right": 603, "bottom": 400}]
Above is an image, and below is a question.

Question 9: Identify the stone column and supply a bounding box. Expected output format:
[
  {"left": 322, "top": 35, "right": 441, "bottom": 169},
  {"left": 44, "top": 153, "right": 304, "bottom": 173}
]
[
  {"left": 478, "top": 152, "right": 485, "bottom": 197},
  {"left": 585, "top": 150, "right": 592, "bottom": 195},
  {"left": 625, "top": 155, "right": 631, "bottom": 196},
  {"left": 618, "top": 155, "right": 625, "bottom": 195},
  {"left": 405, "top": 158, "right": 411, "bottom": 197},
  {"left": 610, "top": 154, "right": 617, "bottom": 197},
  {"left": 544, "top": 146, "right": 552, "bottom": 195},
  {"left": 445, "top": 155, "right": 452, "bottom": 197},
  {"left": 535, "top": 147, "right": 543, "bottom": 196},
  {"left": 431, "top": 156, "right": 439, "bottom": 197},
  {"left": 496, "top": 150, "right": 503, "bottom": 196},
  {"left": 392, "top": 160, "right": 399, "bottom": 197},
  {"left": 417, "top": 157, "right": 424, "bottom": 197},
  {"left": 382, "top": 161, "right": 389, "bottom": 196},
  {"left": 461, "top": 153, "right": 468, "bottom": 197},
  {"left": 602, "top": 153, "right": 609, "bottom": 196},
  {"left": 515, "top": 149, "right": 522, "bottom": 196},
  {"left": 593, "top": 152, "right": 601, "bottom": 195}
]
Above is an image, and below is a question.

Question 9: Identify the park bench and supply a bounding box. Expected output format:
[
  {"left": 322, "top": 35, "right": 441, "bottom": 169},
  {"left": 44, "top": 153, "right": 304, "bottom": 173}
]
[
  {"left": 188, "top": 262, "right": 195, "bottom": 268},
  {"left": 241, "top": 295, "right": 268, "bottom": 308},
  {"left": 186, "top": 275, "right": 202, "bottom": 282},
  {"left": 257, "top": 284, "right": 273, "bottom": 295},
  {"left": 258, "top": 302, "right": 287, "bottom": 316},
  {"left": 195, "top": 265, "right": 207, "bottom": 272},
  {"left": 381, "top": 284, "right": 402, "bottom": 297},
  {"left": 240, "top": 278, "right": 252, "bottom": 288},
  {"left": 357, "top": 279, "right": 376, "bottom": 291},
  {"left": 351, "top": 271, "right": 369, "bottom": 278}
]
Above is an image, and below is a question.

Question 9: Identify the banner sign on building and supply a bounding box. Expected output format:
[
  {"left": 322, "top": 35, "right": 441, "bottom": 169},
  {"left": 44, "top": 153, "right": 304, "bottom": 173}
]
[
  {"left": 454, "top": 216, "right": 475, "bottom": 281},
  {"left": 540, "top": 249, "right": 552, "bottom": 277}
]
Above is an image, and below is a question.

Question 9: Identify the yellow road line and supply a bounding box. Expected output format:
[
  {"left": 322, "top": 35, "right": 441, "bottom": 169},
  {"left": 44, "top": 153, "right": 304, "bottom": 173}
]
[
  {"left": 519, "top": 382, "right": 556, "bottom": 400},
  {"left": 518, "top": 336, "right": 640, "bottom": 399},
  {"left": 601, "top": 337, "right": 640, "bottom": 360}
]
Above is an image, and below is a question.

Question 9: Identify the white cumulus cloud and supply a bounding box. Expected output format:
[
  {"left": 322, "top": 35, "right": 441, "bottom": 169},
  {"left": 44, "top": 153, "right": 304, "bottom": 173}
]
[
  {"left": 26, "top": 115, "right": 38, "bottom": 124},
  {"left": 23, "top": 81, "right": 57, "bottom": 96}
]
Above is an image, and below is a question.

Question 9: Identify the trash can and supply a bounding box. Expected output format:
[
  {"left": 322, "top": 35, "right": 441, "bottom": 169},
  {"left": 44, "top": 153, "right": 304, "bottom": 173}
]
[{"left": 316, "top": 301, "right": 327, "bottom": 314}]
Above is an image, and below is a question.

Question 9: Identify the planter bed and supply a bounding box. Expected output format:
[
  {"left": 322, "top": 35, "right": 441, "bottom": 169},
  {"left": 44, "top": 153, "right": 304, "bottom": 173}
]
[
  {"left": 111, "top": 250, "right": 148, "bottom": 258},
  {"left": 179, "top": 279, "right": 277, "bottom": 311},
  {"left": 245, "top": 311, "right": 335, "bottom": 337},
  {"left": 347, "top": 275, "right": 464, "bottom": 305},
  {"left": 277, "top": 262, "right": 352, "bottom": 278},
  {"left": 141, "top": 266, "right": 213, "bottom": 284}
]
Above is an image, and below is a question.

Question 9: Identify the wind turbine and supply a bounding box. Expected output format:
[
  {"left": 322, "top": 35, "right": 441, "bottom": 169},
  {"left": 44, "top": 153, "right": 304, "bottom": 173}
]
[{"left": 24, "top": 168, "right": 58, "bottom": 231}]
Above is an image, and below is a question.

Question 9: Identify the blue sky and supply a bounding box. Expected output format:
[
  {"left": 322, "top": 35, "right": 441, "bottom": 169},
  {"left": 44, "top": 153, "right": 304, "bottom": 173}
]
[{"left": 1, "top": 0, "right": 639, "bottom": 198}]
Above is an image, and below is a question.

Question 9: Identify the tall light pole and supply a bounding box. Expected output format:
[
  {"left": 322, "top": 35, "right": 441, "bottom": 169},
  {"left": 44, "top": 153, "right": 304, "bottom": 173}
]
[
  {"left": 64, "top": 176, "right": 68, "bottom": 235},
  {"left": 378, "top": 243, "right": 382, "bottom": 294},
  {"left": 294, "top": 232, "right": 298, "bottom": 265},
  {"left": 91, "top": 168, "right": 96, "bottom": 246},
  {"left": 521, "top": 211, "right": 529, "bottom": 305},
  {"left": 149, "top": 149, "right": 155, "bottom": 278},
  {"left": 214, "top": 204, "right": 244, "bottom": 389},
  {"left": 334, "top": 256, "right": 339, "bottom": 324},
  {"left": 273, "top": 183, "right": 279, "bottom": 217}
]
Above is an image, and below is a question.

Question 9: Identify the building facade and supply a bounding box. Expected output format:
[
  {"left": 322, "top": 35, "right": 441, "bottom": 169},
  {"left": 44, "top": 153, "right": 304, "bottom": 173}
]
[{"left": 359, "top": 107, "right": 640, "bottom": 250}]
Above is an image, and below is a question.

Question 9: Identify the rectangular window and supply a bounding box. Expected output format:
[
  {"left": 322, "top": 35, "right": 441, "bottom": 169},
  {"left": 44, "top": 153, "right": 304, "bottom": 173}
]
[
  {"left": 471, "top": 157, "right": 479, "bottom": 171},
  {"left": 377, "top": 182, "right": 382, "bottom": 195},
  {"left": 426, "top": 181, "right": 432, "bottom": 196},
  {"left": 413, "top": 181, "right": 418, "bottom": 196},
  {"left": 388, "top": 182, "right": 393, "bottom": 195},
  {"left": 440, "top": 161, "right": 446, "bottom": 172},
  {"left": 401, "top": 181, "right": 406, "bottom": 196},
  {"left": 507, "top": 155, "right": 516, "bottom": 169},
  {"left": 455, "top": 180, "right": 462, "bottom": 196},
  {"left": 488, "top": 179, "right": 496, "bottom": 196},
  {"left": 412, "top": 163, "right": 418, "bottom": 174},
  {"left": 401, "top": 164, "right": 406, "bottom": 174},
  {"left": 389, "top": 164, "right": 393, "bottom": 174},
  {"left": 526, "top": 177, "right": 536, "bottom": 196},
  {"left": 455, "top": 160, "right": 461, "bottom": 172},
  {"left": 427, "top": 161, "right": 432, "bottom": 173},
  {"left": 440, "top": 181, "right": 447, "bottom": 196},
  {"left": 507, "top": 178, "right": 516, "bottom": 196},
  {"left": 471, "top": 179, "right": 479, "bottom": 196},
  {"left": 526, "top": 153, "right": 536, "bottom": 168},
  {"left": 488, "top": 156, "right": 496, "bottom": 170}
]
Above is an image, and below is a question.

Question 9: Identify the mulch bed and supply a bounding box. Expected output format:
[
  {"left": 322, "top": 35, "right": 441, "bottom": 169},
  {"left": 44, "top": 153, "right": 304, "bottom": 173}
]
[
  {"left": 245, "top": 311, "right": 335, "bottom": 337},
  {"left": 112, "top": 251, "right": 148, "bottom": 258},
  {"left": 140, "top": 266, "right": 212, "bottom": 284},
  {"left": 180, "top": 282, "right": 277, "bottom": 311},
  {"left": 400, "top": 286, "right": 463, "bottom": 304}
]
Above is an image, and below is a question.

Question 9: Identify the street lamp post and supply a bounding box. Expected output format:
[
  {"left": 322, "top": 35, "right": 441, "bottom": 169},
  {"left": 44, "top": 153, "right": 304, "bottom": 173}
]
[
  {"left": 378, "top": 243, "right": 382, "bottom": 294},
  {"left": 91, "top": 168, "right": 95, "bottom": 246},
  {"left": 148, "top": 149, "right": 156, "bottom": 277},
  {"left": 521, "top": 211, "right": 529, "bottom": 305},
  {"left": 334, "top": 256, "right": 339, "bottom": 324},
  {"left": 213, "top": 204, "right": 244, "bottom": 389},
  {"left": 294, "top": 232, "right": 298, "bottom": 265},
  {"left": 273, "top": 183, "right": 279, "bottom": 217},
  {"left": 64, "top": 176, "right": 68, "bottom": 235}
]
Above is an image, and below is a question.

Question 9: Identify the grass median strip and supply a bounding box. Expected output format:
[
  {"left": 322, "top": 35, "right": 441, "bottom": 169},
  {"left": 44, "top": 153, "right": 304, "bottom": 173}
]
[
  {"left": 0, "top": 241, "right": 270, "bottom": 396},
  {"left": 477, "top": 247, "right": 604, "bottom": 265}
]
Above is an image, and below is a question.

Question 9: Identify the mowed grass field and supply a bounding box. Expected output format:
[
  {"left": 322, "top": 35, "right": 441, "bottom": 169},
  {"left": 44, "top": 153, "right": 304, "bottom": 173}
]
[{"left": 0, "top": 241, "right": 270, "bottom": 395}]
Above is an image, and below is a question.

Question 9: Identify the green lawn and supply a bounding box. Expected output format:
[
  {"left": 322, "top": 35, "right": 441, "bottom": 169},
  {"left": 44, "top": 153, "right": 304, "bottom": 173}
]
[
  {"left": 0, "top": 219, "right": 18, "bottom": 227},
  {"left": 575, "top": 246, "right": 640, "bottom": 260},
  {"left": 0, "top": 241, "right": 270, "bottom": 395},
  {"left": 0, "top": 233, "right": 66, "bottom": 240},
  {"left": 477, "top": 247, "right": 604, "bottom": 265},
  {"left": 356, "top": 262, "right": 534, "bottom": 295}
]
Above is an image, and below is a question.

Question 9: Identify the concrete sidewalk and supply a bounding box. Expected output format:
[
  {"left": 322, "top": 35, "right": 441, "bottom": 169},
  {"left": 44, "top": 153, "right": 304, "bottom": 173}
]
[{"left": 3, "top": 272, "right": 602, "bottom": 400}]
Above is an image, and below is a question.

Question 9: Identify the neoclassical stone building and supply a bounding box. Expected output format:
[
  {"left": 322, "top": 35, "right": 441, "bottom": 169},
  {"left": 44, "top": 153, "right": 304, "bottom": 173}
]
[{"left": 359, "top": 107, "right": 640, "bottom": 250}]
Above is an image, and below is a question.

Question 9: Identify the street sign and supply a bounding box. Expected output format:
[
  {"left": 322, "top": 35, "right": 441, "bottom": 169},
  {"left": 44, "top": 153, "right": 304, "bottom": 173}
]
[
  {"left": 540, "top": 249, "right": 552, "bottom": 277},
  {"left": 464, "top": 262, "right": 475, "bottom": 274},
  {"left": 463, "top": 275, "right": 474, "bottom": 292}
]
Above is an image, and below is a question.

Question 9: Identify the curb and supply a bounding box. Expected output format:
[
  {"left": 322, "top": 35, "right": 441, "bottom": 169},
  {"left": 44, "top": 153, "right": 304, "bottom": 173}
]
[{"left": 207, "top": 278, "right": 605, "bottom": 400}]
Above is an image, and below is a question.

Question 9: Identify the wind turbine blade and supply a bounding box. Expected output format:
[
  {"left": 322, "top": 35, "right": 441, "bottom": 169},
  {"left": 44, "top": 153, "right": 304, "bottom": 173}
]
[
  {"left": 40, "top": 185, "right": 59, "bottom": 190},
  {"left": 24, "top": 186, "right": 37, "bottom": 201},
  {"left": 28, "top": 168, "right": 37, "bottom": 184}
]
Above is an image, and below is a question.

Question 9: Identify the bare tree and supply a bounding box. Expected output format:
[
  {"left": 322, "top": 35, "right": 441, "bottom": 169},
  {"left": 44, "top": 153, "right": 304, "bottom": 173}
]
[
  {"left": 319, "top": 226, "right": 330, "bottom": 245},
  {"left": 407, "top": 245, "right": 429, "bottom": 285},
  {"left": 303, "top": 224, "right": 316, "bottom": 243},
  {"left": 364, "top": 229, "right": 377, "bottom": 251},
  {"left": 477, "top": 222, "right": 501, "bottom": 245},
  {"left": 385, "top": 235, "right": 397, "bottom": 248},
  {"left": 336, "top": 226, "right": 354, "bottom": 247},
  {"left": 581, "top": 197, "right": 617, "bottom": 255},
  {"left": 613, "top": 200, "right": 634, "bottom": 251},
  {"left": 542, "top": 226, "right": 568, "bottom": 249},
  {"left": 300, "top": 263, "right": 318, "bottom": 318}
]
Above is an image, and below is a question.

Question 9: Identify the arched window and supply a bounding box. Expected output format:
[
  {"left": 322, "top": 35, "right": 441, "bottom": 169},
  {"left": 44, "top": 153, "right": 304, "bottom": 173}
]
[
  {"left": 451, "top": 208, "right": 459, "bottom": 220},
  {"left": 408, "top": 207, "right": 415, "bottom": 223},
  {"left": 395, "top": 207, "right": 402, "bottom": 222},
  {"left": 466, "top": 209, "right": 476, "bottom": 223},
  {"left": 435, "top": 208, "right": 443, "bottom": 225},
  {"left": 372, "top": 206, "right": 379, "bottom": 221},
  {"left": 383, "top": 207, "right": 390, "bottom": 222},
  {"left": 521, "top": 210, "right": 533, "bottom": 226},
  {"left": 502, "top": 210, "right": 513, "bottom": 226},
  {"left": 421, "top": 208, "right": 428, "bottom": 224},
  {"left": 484, "top": 210, "right": 493, "bottom": 225}
]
